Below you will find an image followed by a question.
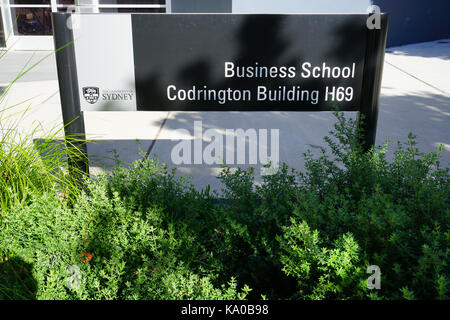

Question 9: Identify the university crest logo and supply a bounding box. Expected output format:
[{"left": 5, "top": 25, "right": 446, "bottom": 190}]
[{"left": 82, "top": 87, "right": 100, "bottom": 104}]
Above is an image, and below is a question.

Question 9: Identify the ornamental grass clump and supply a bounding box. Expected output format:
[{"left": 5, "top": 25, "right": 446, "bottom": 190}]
[{"left": 0, "top": 48, "right": 87, "bottom": 212}]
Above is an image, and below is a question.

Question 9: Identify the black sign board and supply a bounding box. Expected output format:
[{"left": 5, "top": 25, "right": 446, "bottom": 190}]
[{"left": 133, "top": 14, "right": 369, "bottom": 112}]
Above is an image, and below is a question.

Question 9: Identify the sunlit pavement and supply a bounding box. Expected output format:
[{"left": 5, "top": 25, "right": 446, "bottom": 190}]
[{"left": 1, "top": 39, "right": 449, "bottom": 190}]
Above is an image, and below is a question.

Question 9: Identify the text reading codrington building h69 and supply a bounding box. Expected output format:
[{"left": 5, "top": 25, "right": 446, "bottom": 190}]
[{"left": 166, "top": 61, "right": 357, "bottom": 105}]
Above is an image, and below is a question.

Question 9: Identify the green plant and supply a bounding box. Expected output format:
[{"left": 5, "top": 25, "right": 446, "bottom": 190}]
[
  {"left": 278, "top": 218, "right": 367, "bottom": 299},
  {"left": 0, "top": 110, "right": 447, "bottom": 300},
  {"left": 0, "top": 181, "right": 250, "bottom": 300},
  {"left": 288, "top": 112, "right": 449, "bottom": 299},
  {"left": 0, "top": 46, "right": 87, "bottom": 212}
]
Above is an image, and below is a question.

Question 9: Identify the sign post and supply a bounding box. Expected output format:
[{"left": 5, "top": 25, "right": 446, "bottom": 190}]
[
  {"left": 359, "top": 13, "right": 389, "bottom": 152},
  {"left": 52, "top": 12, "right": 389, "bottom": 181},
  {"left": 53, "top": 13, "right": 89, "bottom": 182}
]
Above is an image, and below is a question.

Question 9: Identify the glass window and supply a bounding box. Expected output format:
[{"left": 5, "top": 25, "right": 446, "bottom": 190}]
[
  {"left": 9, "top": 1, "right": 51, "bottom": 4},
  {"left": 98, "top": 1, "right": 165, "bottom": 4},
  {"left": 99, "top": 8, "right": 165, "bottom": 13},
  {"left": 11, "top": 7, "right": 53, "bottom": 36},
  {"left": 0, "top": 8, "right": 5, "bottom": 47}
]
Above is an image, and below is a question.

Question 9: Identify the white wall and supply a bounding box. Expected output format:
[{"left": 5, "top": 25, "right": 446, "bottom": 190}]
[
  {"left": 1, "top": 0, "right": 13, "bottom": 45},
  {"left": 232, "top": 0, "right": 371, "bottom": 13}
]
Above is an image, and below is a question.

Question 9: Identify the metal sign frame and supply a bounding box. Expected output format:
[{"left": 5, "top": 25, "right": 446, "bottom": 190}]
[{"left": 52, "top": 12, "right": 389, "bottom": 178}]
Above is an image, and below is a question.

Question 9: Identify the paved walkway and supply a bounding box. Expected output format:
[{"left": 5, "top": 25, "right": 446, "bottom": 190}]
[{"left": 1, "top": 39, "right": 449, "bottom": 190}]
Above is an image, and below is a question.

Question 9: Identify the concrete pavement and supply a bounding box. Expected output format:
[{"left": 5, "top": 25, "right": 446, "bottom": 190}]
[{"left": 1, "top": 39, "right": 449, "bottom": 190}]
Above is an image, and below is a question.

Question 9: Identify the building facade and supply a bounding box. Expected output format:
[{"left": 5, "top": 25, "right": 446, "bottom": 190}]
[
  {"left": 0, "top": 0, "right": 449, "bottom": 50},
  {"left": 0, "top": 0, "right": 170, "bottom": 50}
]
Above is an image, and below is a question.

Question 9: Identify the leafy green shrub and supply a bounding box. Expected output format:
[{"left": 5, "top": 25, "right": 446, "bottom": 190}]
[
  {"left": 288, "top": 113, "right": 449, "bottom": 299},
  {"left": 211, "top": 165, "right": 300, "bottom": 299},
  {"left": 0, "top": 181, "right": 249, "bottom": 300},
  {"left": 0, "top": 192, "right": 86, "bottom": 299},
  {"left": 0, "top": 111, "right": 447, "bottom": 300},
  {"left": 278, "top": 219, "right": 367, "bottom": 300}
]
